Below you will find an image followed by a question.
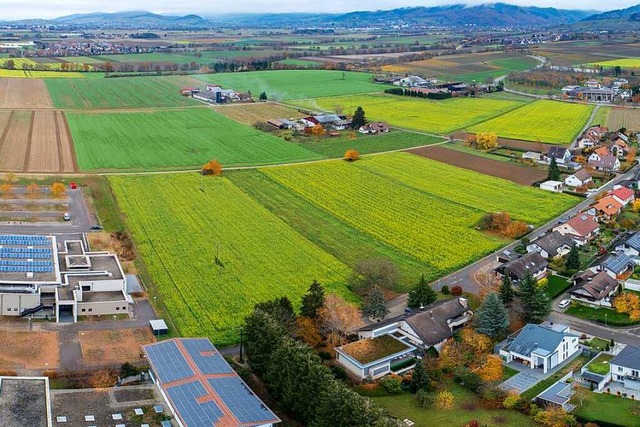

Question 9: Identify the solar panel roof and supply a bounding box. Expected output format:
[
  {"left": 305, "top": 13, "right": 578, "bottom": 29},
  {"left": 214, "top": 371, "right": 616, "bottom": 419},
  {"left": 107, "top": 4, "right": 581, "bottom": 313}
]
[
  {"left": 208, "top": 377, "right": 276, "bottom": 424},
  {"left": 183, "top": 339, "right": 234, "bottom": 375},
  {"left": 145, "top": 341, "right": 194, "bottom": 384},
  {"left": 166, "top": 381, "right": 224, "bottom": 427}
]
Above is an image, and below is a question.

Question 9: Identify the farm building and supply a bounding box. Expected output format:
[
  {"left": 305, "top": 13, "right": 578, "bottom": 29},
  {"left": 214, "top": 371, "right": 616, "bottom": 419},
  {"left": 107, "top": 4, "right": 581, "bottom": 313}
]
[
  {"left": 359, "top": 122, "right": 390, "bottom": 134},
  {"left": 540, "top": 180, "right": 564, "bottom": 193},
  {"left": 0, "top": 234, "right": 132, "bottom": 322},
  {"left": 301, "top": 114, "right": 351, "bottom": 130},
  {"left": 267, "top": 118, "right": 298, "bottom": 129},
  {"left": 144, "top": 338, "right": 280, "bottom": 427}
]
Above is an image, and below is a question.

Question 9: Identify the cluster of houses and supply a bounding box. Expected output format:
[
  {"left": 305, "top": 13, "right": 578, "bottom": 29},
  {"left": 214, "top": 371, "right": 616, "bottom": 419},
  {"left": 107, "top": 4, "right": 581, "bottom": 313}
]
[
  {"left": 267, "top": 113, "right": 390, "bottom": 136},
  {"left": 561, "top": 79, "right": 632, "bottom": 103},
  {"left": 390, "top": 74, "right": 496, "bottom": 95},
  {"left": 181, "top": 84, "right": 251, "bottom": 104}
]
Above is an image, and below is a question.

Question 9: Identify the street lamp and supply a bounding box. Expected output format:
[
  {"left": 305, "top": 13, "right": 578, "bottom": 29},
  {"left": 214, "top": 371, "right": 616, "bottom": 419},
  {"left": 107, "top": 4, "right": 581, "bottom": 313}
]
[{"left": 605, "top": 313, "right": 608, "bottom": 327}]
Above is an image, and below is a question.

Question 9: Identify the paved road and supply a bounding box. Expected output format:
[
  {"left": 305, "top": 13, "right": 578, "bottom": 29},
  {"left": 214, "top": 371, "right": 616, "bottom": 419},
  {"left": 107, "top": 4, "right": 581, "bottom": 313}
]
[
  {"left": 386, "top": 165, "right": 638, "bottom": 315},
  {"left": 548, "top": 310, "right": 640, "bottom": 348}
]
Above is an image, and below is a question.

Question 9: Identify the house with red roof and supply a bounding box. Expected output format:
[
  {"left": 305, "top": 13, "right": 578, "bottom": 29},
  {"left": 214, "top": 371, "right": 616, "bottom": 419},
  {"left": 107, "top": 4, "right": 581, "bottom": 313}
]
[
  {"left": 593, "top": 195, "right": 623, "bottom": 221},
  {"left": 553, "top": 213, "right": 600, "bottom": 246},
  {"left": 611, "top": 185, "right": 635, "bottom": 207}
]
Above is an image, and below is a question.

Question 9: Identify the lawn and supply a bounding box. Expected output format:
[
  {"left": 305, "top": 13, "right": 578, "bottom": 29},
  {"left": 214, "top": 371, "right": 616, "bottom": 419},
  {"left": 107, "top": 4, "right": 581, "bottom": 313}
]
[
  {"left": 572, "top": 388, "right": 640, "bottom": 426},
  {"left": 544, "top": 275, "right": 572, "bottom": 299},
  {"left": 565, "top": 304, "right": 640, "bottom": 327},
  {"left": 67, "top": 109, "right": 322, "bottom": 171},
  {"left": 370, "top": 385, "right": 536, "bottom": 427},
  {"left": 263, "top": 153, "right": 577, "bottom": 274},
  {"left": 585, "top": 354, "right": 614, "bottom": 375},
  {"left": 468, "top": 100, "right": 594, "bottom": 144},
  {"left": 582, "top": 337, "right": 611, "bottom": 352},
  {"left": 45, "top": 76, "right": 200, "bottom": 109},
  {"left": 294, "top": 94, "right": 525, "bottom": 134},
  {"left": 109, "top": 174, "right": 352, "bottom": 345},
  {"left": 194, "top": 70, "right": 383, "bottom": 100},
  {"left": 590, "top": 57, "right": 640, "bottom": 68}
]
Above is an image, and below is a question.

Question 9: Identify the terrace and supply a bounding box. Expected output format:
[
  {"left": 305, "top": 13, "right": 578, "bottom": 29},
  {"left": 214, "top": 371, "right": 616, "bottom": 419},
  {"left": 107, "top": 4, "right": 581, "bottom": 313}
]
[
  {"left": 585, "top": 353, "right": 614, "bottom": 376},
  {"left": 339, "top": 335, "right": 413, "bottom": 365}
]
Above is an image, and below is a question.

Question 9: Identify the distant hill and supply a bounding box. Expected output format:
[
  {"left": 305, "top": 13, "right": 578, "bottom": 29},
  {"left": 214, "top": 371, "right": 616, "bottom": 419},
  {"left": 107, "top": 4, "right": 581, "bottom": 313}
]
[
  {"left": 572, "top": 3, "right": 640, "bottom": 29},
  {"left": 214, "top": 4, "right": 593, "bottom": 28},
  {"left": 9, "top": 11, "right": 211, "bottom": 30}
]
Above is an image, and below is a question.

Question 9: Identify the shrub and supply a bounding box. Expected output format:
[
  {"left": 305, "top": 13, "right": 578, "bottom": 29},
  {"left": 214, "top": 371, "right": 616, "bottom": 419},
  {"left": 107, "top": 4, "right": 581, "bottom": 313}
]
[
  {"left": 119, "top": 362, "right": 140, "bottom": 378},
  {"left": 318, "top": 351, "right": 331, "bottom": 360},
  {"left": 441, "top": 285, "right": 450, "bottom": 295},
  {"left": 380, "top": 375, "right": 403, "bottom": 394},
  {"left": 451, "top": 285, "right": 463, "bottom": 296},
  {"left": 330, "top": 365, "right": 347, "bottom": 381},
  {"left": 436, "top": 390, "right": 455, "bottom": 410},
  {"left": 503, "top": 394, "right": 521, "bottom": 410},
  {"left": 455, "top": 369, "right": 483, "bottom": 393},
  {"left": 202, "top": 159, "right": 222, "bottom": 176},
  {"left": 344, "top": 149, "right": 360, "bottom": 162}
]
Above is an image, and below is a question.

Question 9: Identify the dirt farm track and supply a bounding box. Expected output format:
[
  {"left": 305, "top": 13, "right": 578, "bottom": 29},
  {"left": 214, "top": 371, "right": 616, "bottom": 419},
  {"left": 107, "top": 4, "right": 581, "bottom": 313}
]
[
  {"left": 0, "top": 110, "right": 77, "bottom": 173},
  {"left": 407, "top": 145, "right": 547, "bottom": 185}
]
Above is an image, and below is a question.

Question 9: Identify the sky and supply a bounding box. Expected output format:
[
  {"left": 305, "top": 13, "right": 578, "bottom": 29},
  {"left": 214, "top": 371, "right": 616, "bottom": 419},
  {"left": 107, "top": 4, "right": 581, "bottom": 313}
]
[{"left": 1, "top": 0, "right": 638, "bottom": 20}]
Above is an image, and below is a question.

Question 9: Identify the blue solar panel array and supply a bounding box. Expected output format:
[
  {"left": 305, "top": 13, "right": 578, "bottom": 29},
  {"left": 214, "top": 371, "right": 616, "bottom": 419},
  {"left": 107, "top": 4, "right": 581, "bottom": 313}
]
[
  {"left": 208, "top": 377, "right": 277, "bottom": 424},
  {"left": 0, "top": 260, "right": 53, "bottom": 273},
  {"left": 0, "top": 235, "right": 49, "bottom": 246},
  {"left": 145, "top": 341, "right": 195, "bottom": 384},
  {"left": 167, "top": 381, "right": 224, "bottom": 427},
  {"left": 182, "top": 339, "right": 234, "bottom": 375}
]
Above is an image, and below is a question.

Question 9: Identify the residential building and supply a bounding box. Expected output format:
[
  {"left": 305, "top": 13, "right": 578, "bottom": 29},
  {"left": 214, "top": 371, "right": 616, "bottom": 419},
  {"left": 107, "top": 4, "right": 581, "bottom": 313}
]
[
  {"left": 338, "top": 298, "right": 473, "bottom": 380},
  {"left": 588, "top": 154, "right": 621, "bottom": 173},
  {"left": 593, "top": 195, "right": 623, "bottom": 221},
  {"left": 144, "top": 338, "right": 280, "bottom": 427},
  {"left": 610, "top": 137, "right": 630, "bottom": 158},
  {"left": 588, "top": 146, "right": 612, "bottom": 163},
  {"left": 571, "top": 270, "right": 619, "bottom": 307},
  {"left": 359, "top": 122, "right": 390, "bottom": 134},
  {"left": 535, "top": 377, "right": 575, "bottom": 411},
  {"left": 564, "top": 169, "right": 592, "bottom": 188},
  {"left": 526, "top": 231, "right": 573, "bottom": 259},
  {"left": 495, "top": 252, "right": 548, "bottom": 282},
  {"left": 598, "top": 252, "right": 634, "bottom": 279},
  {"left": 610, "top": 345, "right": 640, "bottom": 392},
  {"left": 553, "top": 213, "right": 600, "bottom": 246},
  {"left": 0, "top": 234, "right": 132, "bottom": 323},
  {"left": 610, "top": 186, "right": 635, "bottom": 207},
  {"left": 498, "top": 323, "right": 580, "bottom": 373},
  {"left": 540, "top": 180, "right": 564, "bottom": 193},
  {"left": 546, "top": 146, "right": 572, "bottom": 165},
  {"left": 615, "top": 231, "right": 640, "bottom": 258}
]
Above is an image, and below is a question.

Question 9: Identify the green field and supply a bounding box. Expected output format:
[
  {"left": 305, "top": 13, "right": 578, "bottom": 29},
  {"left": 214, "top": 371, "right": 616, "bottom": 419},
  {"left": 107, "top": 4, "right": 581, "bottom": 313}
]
[
  {"left": 591, "top": 57, "right": 640, "bottom": 68},
  {"left": 110, "top": 153, "right": 576, "bottom": 344},
  {"left": 45, "top": 76, "right": 200, "bottom": 109},
  {"left": 468, "top": 100, "right": 594, "bottom": 143},
  {"left": 295, "top": 94, "right": 525, "bottom": 134},
  {"left": 195, "top": 70, "right": 383, "bottom": 100},
  {"left": 110, "top": 174, "right": 352, "bottom": 345},
  {"left": 275, "top": 58, "right": 322, "bottom": 68},
  {"left": 67, "top": 109, "right": 322, "bottom": 171}
]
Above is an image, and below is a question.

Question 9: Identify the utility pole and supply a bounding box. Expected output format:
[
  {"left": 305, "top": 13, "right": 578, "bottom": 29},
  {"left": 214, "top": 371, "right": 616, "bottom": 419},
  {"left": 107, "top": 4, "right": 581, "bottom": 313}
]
[{"left": 239, "top": 327, "right": 244, "bottom": 364}]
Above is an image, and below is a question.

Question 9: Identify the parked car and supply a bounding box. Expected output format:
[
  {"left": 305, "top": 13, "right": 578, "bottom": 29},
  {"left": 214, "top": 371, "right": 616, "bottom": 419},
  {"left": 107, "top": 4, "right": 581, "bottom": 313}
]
[
  {"left": 90, "top": 224, "right": 103, "bottom": 231},
  {"left": 63, "top": 212, "right": 70, "bottom": 221},
  {"left": 558, "top": 299, "right": 571, "bottom": 309},
  {"left": 69, "top": 182, "right": 78, "bottom": 190}
]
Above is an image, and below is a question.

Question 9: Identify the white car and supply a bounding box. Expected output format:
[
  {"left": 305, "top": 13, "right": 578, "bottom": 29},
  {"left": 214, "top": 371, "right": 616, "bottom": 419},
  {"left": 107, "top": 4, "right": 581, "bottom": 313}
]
[
  {"left": 558, "top": 299, "right": 571, "bottom": 309},
  {"left": 63, "top": 212, "right": 70, "bottom": 221}
]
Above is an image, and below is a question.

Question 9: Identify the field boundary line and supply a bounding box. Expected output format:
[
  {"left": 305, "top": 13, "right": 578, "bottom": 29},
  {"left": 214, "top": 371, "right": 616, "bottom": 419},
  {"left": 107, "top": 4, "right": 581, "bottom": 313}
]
[
  {"left": 54, "top": 110, "right": 64, "bottom": 173},
  {"left": 61, "top": 111, "right": 80, "bottom": 172},
  {"left": 22, "top": 111, "right": 35, "bottom": 172}
]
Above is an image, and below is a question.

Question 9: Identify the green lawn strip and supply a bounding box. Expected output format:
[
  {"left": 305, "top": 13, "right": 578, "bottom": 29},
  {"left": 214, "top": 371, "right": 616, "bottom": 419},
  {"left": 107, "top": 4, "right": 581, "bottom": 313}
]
[
  {"left": 585, "top": 354, "right": 614, "bottom": 375},
  {"left": 444, "top": 142, "right": 519, "bottom": 164},
  {"left": 296, "top": 131, "right": 444, "bottom": 158},
  {"left": 68, "top": 109, "right": 323, "bottom": 171},
  {"left": 572, "top": 387, "right": 640, "bottom": 426},
  {"left": 370, "top": 385, "right": 536, "bottom": 427},
  {"left": 226, "top": 169, "right": 430, "bottom": 289},
  {"left": 589, "top": 106, "right": 611, "bottom": 127},
  {"left": 583, "top": 337, "right": 611, "bottom": 352},
  {"left": 544, "top": 275, "right": 572, "bottom": 299},
  {"left": 565, "top": 305, "right": 640, "bottom": 327},
  {"left": 82, "top": 176, "right": 126, "bottom": 232},
  {"left": 520, "top": 354, "right": 592, "bottom": 401}
]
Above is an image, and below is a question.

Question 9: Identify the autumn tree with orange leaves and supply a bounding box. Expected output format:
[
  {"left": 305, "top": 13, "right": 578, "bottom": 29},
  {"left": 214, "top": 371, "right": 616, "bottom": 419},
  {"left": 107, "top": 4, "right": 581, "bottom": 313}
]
[
  {"left": 613, "top": 292, "right": 640, "bottom": 321},
  {"left": 479, "top": 355, "right": 504, "bottom": 381},
  {"left": 318, "top": 294, "right": 363, "bottom": 346},
  {"left": 296, "top": 316, "right": 322, "bottom": 348}
]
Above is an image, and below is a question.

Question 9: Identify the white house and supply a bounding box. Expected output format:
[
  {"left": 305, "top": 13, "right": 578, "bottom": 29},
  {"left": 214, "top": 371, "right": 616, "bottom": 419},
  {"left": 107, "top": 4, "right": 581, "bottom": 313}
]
[
  {"left": 546, "top": 146, "right": 572, "bottom": 165},
  {"left": 498, "top": 323, "right": 580, "bottom": 374},
  {"left": 610, "top": 345, "right": 640, "bottom": 392},
  {"left": 540, "top": 180, "right": 564, "bottom": 193},
  {"left": 526, "top": 231, "right": 573, "bottom": 259},
  {"left": 565, "top": 169, "right": 592, "bottom": 188},
  {"left": 610, "top": 186, "right": 635, "bottom": 207},
  {"left": 335, "top": 335, "right": 416, "bottom": 380},
  {"left": 523, "top": 151, "right": 544, "bottom": 162}
]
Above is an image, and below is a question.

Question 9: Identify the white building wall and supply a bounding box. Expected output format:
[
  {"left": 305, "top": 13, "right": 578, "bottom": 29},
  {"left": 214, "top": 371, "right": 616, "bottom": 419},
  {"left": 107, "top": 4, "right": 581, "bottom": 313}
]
[{"left": 0, "top": 293, "right": 40, "bottom": 316}]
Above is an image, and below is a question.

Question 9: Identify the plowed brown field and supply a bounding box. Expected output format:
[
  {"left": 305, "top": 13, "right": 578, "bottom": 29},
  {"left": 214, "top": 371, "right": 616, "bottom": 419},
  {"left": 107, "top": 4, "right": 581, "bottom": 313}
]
[{"left": 0, "top": 79, "right": 53, "bottom": 109}]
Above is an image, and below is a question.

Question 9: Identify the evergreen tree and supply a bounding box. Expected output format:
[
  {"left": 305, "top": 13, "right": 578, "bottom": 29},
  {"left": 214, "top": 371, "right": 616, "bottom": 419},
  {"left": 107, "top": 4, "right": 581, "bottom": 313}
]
[
  {"left": 410, "top": 359, "right": 430, "bottom": 393},
  {"left": 407, "top": 274, "right": 438, "bottom": 309},
  {"left": 499, "top": 272, "right": 514, "bottom": 305},
  {"left": 259, "top": 91, "right": 268, "bottom": 100},
  {"left": 548, "top": 157, "right": 561, "bottom": 181},
  {"left": 519, "top": 272, "right": 551, "bottom": 323},
  {"left": 300, "top": 280, "right": 325, "bottom": 319},
  {"left": 565, "top": 244, "right": 581, "bottom": 272},
  {"left": 255, "top": 297, "right": 296, "bottom": 332},
  {"left": 362, "top": 285, "right": 389, "bottom": 319},
  {"left": 244, "top": 309, "right": 288, "bottom": 376},
  {"left": 351, "top": 106, "right": 366, "bottom": 129},
  {"left": 475, "top": 292, "right": 510, "bottom": 338}
]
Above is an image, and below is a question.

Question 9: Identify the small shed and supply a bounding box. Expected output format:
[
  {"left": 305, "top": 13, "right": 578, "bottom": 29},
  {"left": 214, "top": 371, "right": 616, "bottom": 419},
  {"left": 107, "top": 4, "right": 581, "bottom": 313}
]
[
  {"left": 540, "top": 181, "right": 564, "bottom": 193},
  {"left": 149, "top": 319, "right": 168, "bottom": 336}
]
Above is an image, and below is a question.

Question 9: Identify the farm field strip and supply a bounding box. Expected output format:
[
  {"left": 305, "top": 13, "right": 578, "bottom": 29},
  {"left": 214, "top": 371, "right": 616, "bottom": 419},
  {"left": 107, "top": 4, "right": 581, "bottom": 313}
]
[
  {"left": 67, "top": 108, "right": 323, "bottom": 171},
  {"left": 109, "top": 174, "right": 351, "bottom": 345},
  {"left": 0, "top": 111, "right": 31, "bottom": 172},
  {"left": 607, "top": 107, "right": 640, "bottom": 130},
  {"left": 358, "top": 153, "right": 576, "bottom": 224},
  {"left": 0, "top": 69, "right": 84, "bottom": 78},
  {"left": 293, "top": 94, "right": 526, "bottom": 134},
  {"left": 590, "top": 57, "right": 640, "bottom": 68},
  {"left": 0, "top": 79, "right": 53, "bottom": 109},
  {"left": 45, "top": 76, "right": 200, "bottom": 109},
  {"left": 195, "top": 70, "right": 384, "bottom": 101},
  {"left": 467, "top": 100, "right": 594, "bottom": 144}
]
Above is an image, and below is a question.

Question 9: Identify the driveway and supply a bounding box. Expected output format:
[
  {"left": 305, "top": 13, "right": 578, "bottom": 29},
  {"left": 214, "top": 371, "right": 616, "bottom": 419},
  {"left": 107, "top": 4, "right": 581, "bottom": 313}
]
[{"left": 499, "top": 369, "right": 545, "bottom": 394}]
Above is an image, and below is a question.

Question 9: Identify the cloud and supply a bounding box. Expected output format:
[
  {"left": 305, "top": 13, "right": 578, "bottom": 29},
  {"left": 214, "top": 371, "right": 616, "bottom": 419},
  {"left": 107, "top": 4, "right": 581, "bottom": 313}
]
[{"left": 1, "top": 0, "right": 637, "bottom": 19}]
